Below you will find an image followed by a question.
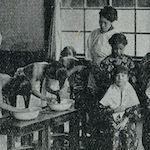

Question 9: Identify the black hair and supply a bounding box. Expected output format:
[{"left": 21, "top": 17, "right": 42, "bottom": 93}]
[
  {"left": 109, "top": 33, "right": 128, "bottom": 48},
  {"left": 60, "top": 46, "right": 76, "bottom": 58},
  {"left": 99, "top": 6, "right": 118, "bottom": 22},
  {"left": 2, "top": 74, "right": 32, "bottom": 107}
]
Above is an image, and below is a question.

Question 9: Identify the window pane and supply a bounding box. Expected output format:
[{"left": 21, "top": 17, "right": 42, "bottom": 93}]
[
  {"left": 86, "top": 0, "right": 108, "bottom": 7},
  {"left": 137, "top": 35, "right": 150, "bottom": 56},
  {"left": 112, "top": 0, "right": 134, "bottom": 7},
  {"left": 137, "top": 10, "right": 150, "bottom": 33},
  {"left": 113, "top": 10, "right": 134, "bottom": 32},
  {"left": 61, "top": 0, "right": 83, "bottom": 7},
  {"left": 61, "top": 10, "right": 84, "bottom": 31},
  {"left": 138, "top": 0, "right": 150, "bottom": 7},
  {"left": 61, "top": 32, "right": 84, "bottom": 54},
  {"left": 85, "top": 10, "right": 100, "bottom": 31},
  {"left": 124, "top": 34, "right": 135, "bottom": 56}
]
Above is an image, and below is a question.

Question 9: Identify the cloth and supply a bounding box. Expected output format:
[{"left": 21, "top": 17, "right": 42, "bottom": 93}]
[
  {"left": 86, "top": 28, "right": 118, "bottom": 65},
  {"left": 100, "top": 82, "right": 139, "bottom": 121}
]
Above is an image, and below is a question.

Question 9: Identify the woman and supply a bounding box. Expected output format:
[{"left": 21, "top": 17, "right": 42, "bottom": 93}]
[
  {"left": 15, "top": 46, "right": 84, "bottom": 107},
  {"left": 86, "top": 6, "right": 118, "bottom": 65},
  {"left": 86, "top": 6, "right": 119, "bottom": 101}
]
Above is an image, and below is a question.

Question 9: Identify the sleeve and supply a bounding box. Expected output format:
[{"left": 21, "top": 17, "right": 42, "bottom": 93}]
[
  {"left": 86, "top": 33, "right": 92, "bottom": 60},
  {"left": 100, "top": 86, "right": 112, "bottom": 107},
  {"left": 124, "top": 84, "right": 141, "bottom": 121},
  {"left": 129, "top": 84, "right": 140, "bottom": 107}
]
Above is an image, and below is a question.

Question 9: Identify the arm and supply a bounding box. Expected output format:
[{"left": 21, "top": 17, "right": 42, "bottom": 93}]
[{"left": 30, "top": 78, "right": 51, "bottom": 101}]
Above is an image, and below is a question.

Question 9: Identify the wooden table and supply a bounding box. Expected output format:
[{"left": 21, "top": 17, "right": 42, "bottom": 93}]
[{"left": 0, "top": 109, "right": 79, "bottom": 150}]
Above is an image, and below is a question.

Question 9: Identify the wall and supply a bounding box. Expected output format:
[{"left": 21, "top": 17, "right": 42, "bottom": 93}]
[{"left": 0, "top": 0, "right": 45, "bottom": 51}]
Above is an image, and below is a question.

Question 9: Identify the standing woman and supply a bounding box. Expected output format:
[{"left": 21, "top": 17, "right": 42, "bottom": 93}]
[{"left": 86, "top": 6, "right": 118, "bottom": 65}]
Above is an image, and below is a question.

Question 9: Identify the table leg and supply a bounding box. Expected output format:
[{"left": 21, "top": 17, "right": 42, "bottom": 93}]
[
  {"left": 7, "top": 135, "right": 16, "bottom": 150},
  {"left": 38, "top": 126, "right": 52, "bottom": 150},
  {"left": 69, "top": 114, "right": 80, "bottom": 150}
]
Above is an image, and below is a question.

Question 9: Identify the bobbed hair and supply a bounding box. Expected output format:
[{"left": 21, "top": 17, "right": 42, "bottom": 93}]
[{"left": 60, "top": 46, "right": 76, "bottom": 58}]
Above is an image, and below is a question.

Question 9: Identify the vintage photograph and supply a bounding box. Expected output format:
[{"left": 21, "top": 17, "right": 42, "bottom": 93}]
[{"left": 0, "top": 0, "right": 150, "bottom": 149}]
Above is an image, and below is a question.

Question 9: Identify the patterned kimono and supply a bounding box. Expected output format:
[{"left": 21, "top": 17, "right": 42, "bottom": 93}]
[
  {"left": 88, "top": 54, "right": 136, "bottom": 98},
  {"left": 100, "top": 82, "right": 141, "bottom": 150}
]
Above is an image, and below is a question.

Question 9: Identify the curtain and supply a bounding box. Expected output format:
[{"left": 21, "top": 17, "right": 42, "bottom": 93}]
[{"left": 47, "top": 0, "right": 62, "bottom": 61}]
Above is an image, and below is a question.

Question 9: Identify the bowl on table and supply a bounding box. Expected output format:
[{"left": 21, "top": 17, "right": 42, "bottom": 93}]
[
  {"left": 13, "top": 107, "right": 41, "bottom": 120},
  {"left": 48, "top": 98, "right": 74, "bottom": 111}
]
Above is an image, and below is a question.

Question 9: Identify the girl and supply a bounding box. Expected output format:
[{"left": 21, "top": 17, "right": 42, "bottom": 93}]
[{"left": 99, "top": 66, "right": 140, "bottom": 150}]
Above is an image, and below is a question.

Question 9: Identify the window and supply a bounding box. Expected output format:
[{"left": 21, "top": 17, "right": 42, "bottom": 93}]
[{"left": 60, "top": 0, "right": 150, "bottom": 57}]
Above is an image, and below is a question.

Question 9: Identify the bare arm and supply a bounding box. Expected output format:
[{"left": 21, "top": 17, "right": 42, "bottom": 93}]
[{"left": 31, "top": 79, "right": 52, "bottom": 101}]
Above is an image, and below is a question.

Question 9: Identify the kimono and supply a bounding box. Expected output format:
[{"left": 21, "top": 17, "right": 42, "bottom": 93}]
[
  {"left": 100, "top": 82, "right": 141, "bottom": 150},
  {"left": 87, "top": 28, "right": 118, "bottom": 65}
]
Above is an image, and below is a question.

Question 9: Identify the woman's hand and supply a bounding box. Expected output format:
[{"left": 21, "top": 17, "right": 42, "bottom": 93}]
[{"left": 115, "top": 117, "right": 129, "bottom": 130}]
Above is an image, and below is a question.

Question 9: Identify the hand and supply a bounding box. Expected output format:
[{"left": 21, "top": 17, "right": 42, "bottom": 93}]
[
  {"left": 114, "top": 106, "right": 126, "bottom": 113},
  {"left": 115, "top": 117, "right": 129, "bottom": 130}
]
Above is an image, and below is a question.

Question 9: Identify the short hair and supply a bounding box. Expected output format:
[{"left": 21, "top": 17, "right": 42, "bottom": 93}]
[
  {"left": 99, "top": 6, "right": 118, "bottom": 22},
  {"left": 109, "top": 33, "right": 128, "bottom": 47},
  {"left": 111, "top": 65, "right": 129, "bottom": 82},
  {"left": 60, "top": 46, "right": 76, "bottom": 58}
]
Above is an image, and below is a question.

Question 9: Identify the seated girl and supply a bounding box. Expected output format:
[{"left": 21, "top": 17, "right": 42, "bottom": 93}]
[{"left": 99, "top": 66, "right": 141, "bottom": 150}]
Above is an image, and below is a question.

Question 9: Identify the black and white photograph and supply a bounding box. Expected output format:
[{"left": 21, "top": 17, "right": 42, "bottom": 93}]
[{"left": 0, "top": 0, "right": 150, "bottom": 149}]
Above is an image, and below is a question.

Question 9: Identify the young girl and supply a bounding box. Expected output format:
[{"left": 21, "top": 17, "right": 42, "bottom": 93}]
[
  {"left": 87, "top": 6, "right": 118, "bottom": 65},
  {"left": 99, "top": 66, "right": 140, "bottom": 150}
]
